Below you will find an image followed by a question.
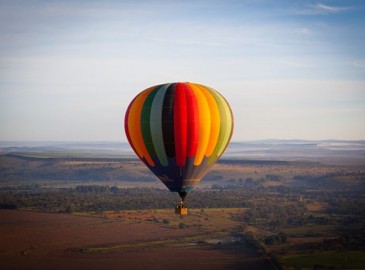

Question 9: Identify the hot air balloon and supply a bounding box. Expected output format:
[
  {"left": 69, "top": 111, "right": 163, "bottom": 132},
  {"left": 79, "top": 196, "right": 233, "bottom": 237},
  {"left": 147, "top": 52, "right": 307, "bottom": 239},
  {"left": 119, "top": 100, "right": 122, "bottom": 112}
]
[{"left": 124, "top": 82, "right": 234, "bottom": 214}]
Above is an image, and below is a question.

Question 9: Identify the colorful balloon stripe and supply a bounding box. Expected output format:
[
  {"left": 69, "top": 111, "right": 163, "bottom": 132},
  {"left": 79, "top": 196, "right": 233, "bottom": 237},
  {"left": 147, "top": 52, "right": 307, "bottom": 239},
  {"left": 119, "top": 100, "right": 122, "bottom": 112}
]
[
  {"left": 125, "top": 82, "right": 233, "bottom": 193},
  {"left": 125, "top": 87, "right": 155, "bottom": 166},
  {"left": 174, "top": 83, "right": 188, "bottom": 166}
]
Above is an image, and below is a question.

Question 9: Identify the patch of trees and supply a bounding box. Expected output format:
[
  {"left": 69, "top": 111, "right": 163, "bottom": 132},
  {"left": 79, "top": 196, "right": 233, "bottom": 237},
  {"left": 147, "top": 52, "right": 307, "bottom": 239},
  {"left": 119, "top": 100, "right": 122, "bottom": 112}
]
[
  {"left": 321, "top": 234, "right": 365, "bottom": 251},
  {"left": 265, "top": 174, "right": 282, "bottom": 181},
  {"left": 293, "top": 172, "right": 365, "bottom": 190},
  {"left": 325, "top": 193, "right": 365, "bottom": 216},
  {"left": 0, "top": 186, "right": 253, "bottom": 212},
  {"left": 243, "top": 198, "right": 306, "bottom": 229},
  {"left": 0, "top": 203, "right": 17, "bottom": 209},
  {"left": 262, "top": 232, "right": 288, "bottom": 245}
]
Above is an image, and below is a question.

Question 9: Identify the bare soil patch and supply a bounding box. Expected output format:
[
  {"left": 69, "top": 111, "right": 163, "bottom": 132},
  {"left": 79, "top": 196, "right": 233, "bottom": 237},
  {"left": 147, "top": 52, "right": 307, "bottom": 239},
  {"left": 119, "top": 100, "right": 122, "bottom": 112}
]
[{"left": 0, "top": 210, "right": 270, "bottom": 270}]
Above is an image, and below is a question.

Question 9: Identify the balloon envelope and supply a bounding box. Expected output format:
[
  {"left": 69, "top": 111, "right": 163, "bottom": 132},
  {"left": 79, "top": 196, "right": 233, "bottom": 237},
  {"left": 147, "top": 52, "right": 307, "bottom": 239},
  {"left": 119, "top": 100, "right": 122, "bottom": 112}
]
[{"left": 124, "top": 82, "right": 233, "bottom": 197}]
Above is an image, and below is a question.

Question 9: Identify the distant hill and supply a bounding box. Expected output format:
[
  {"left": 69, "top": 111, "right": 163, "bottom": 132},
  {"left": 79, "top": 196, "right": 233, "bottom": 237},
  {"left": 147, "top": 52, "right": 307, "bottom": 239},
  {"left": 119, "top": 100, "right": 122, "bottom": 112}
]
[{"left": 1, "top": 140, "right": 365, "bottom": 165}]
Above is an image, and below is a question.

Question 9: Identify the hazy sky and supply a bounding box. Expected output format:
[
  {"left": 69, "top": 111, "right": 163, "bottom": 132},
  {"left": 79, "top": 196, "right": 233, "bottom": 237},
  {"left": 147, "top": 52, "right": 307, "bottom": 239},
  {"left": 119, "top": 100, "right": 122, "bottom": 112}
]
[{"left": 1, "top": 0, "right": 364, "bottom": 141}]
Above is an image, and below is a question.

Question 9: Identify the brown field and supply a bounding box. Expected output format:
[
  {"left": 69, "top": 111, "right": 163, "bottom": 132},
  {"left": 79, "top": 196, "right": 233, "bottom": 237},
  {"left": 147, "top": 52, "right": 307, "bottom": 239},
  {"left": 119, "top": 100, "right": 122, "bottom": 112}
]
[
  {"left": 0, "top": 210, "right": 271, "bottom": 270},
  {"left": 306, "top": 202, "right": 326, "bottom": 212}
]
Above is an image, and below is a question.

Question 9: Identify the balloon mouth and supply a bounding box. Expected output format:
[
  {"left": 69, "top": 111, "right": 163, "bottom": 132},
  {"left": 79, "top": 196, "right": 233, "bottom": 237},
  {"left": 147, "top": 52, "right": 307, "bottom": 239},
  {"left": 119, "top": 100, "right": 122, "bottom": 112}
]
[{"left": 178, "top": 191, "right": 188, "bottom": 202}]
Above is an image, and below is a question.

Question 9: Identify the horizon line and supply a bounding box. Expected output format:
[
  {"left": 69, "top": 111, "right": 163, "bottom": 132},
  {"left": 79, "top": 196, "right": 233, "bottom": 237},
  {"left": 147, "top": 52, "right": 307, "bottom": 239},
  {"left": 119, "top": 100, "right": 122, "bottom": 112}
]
[{"left": 1, "top": 139, "right": 365, "bottom": 144}]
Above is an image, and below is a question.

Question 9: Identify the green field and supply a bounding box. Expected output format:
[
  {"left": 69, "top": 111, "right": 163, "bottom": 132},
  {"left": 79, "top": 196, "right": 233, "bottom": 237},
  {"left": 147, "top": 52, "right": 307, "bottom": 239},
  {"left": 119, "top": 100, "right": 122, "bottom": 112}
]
[{"left": 282, "top": 251, "right": 365, "bottom": 269}]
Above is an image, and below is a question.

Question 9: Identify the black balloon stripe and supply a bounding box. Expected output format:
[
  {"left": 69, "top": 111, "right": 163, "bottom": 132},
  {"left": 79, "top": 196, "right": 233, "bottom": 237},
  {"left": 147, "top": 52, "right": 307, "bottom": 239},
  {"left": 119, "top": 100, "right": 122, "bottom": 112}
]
[{"left": 162, "top": 84, "right": 176, "bottom": 157}]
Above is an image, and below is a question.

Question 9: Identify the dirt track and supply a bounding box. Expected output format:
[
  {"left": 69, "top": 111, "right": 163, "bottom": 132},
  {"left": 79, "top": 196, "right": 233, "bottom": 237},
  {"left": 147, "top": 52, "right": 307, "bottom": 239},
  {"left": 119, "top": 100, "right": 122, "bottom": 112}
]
[{"left": 0, "top": 210, "right": 271, "bottom": 270}]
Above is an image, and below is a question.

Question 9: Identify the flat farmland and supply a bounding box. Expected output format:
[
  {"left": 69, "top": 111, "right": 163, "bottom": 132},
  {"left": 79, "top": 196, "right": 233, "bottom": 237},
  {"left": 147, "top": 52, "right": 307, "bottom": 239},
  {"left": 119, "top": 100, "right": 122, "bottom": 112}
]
[
  {"left": 0, "top": 210, "right": 271, "bottom": 270},
  {"left": 1, "top": 141, "right": 365, "bottom": 269}
]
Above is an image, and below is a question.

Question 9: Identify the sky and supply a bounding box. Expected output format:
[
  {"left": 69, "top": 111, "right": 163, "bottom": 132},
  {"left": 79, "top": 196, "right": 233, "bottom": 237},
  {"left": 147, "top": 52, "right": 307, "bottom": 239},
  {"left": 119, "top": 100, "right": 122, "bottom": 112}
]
[{"left": 0, "top": 0, "right": 365, "bottom": 142}]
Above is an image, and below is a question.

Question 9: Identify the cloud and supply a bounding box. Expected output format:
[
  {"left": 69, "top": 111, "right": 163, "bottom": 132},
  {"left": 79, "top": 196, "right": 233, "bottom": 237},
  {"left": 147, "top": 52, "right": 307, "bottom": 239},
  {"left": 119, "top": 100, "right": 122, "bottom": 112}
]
[
  {"left": 313, "top": 3, "right": 350, "bottom": 14},
  {"left": 290, "top": 2, "right": 352, "bottom": 16}
]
